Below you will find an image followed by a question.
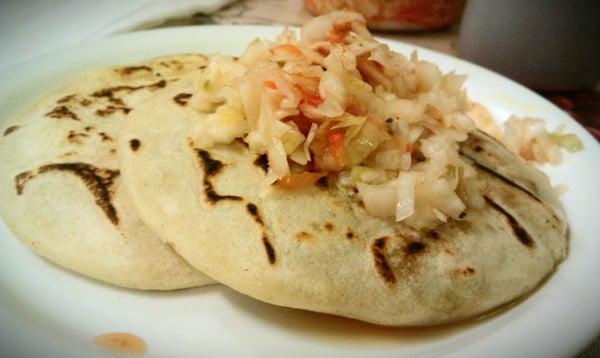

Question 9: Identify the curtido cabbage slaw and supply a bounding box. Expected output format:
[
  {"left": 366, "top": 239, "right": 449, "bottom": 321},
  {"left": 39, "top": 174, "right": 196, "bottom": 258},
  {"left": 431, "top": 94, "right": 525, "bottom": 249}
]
[
  {"left": 189, "top": 11, "right": 579, "bottom": 230},
  {"left": 467, "top": 103, "right": 583, "bottom": 165}
]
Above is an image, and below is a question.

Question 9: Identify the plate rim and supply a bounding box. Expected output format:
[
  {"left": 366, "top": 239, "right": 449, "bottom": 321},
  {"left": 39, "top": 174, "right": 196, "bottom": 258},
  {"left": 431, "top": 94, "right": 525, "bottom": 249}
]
[{"left": 0, "top": 24, "right": 599, "bottom": 358}]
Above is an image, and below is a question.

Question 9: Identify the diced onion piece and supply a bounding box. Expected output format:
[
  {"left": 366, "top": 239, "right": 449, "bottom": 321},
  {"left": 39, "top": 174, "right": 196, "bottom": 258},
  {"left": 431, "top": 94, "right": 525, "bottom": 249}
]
[
  {"left": 442, "top": 72, "right": 466, "bottom": 95},
  {"left": 331, "top": 114, "right": 366, "bottom": 142},
  {"left": 416, "top": 61, "right": 442, "bottom": 92},
  {"left": 350, "top": 166, "right": 387, "bottom": 184},
  {"left": 239, "top": 39, "right": 272, "bottom": 66},
  {"left": 214, "top": 105, "right": 248, "bottom": 140},
  {"left": 375, "top": 150, "right": 403, "bottom": 170},
  {"left": 316, "top": 98, "right": 344, "bottom": 117},
  {"left": 432, "top": 207, "right": 448, "bottom": 222},
  {"left": 291, "top": 121, "right": 318, "bottom": 165},
  {"left": 193, "top": 104, "right": 248, "bottom": 148},
  {"left": 395, "top": 172, "right": 416, "bottom": 221},
  {"left": 239, "top": 81, "right": 262, "bottom": 127},
  {"left": 429, "top": 178, "right": 466, "bottom": 219},
  {"left": 356, "top": 183, "right": 396, "bottom": 219},
  {"left": 267, "top": 137, "right": 290, "bottom": 178},
  {"left": 318, "top": 70, "right": 347, "bottom": 117},
  {"left": 394, "top": 99, "right": 424, "bottom": 124},
  {"left": 290, "top": 147, "right": 308, "bottom": 165},
  {"left": 462, "top": 178, "right": 485, "bottom": 210},
  {"left": 400, "top": 153, "right": 411, "bottom": 171},
  {"left": 300, "top": 13, "right": 334, "bottom": 44},
  {"left": 420, "top": 135, "right": 451, "bottom": 161},
  {"left": 272, "top": 121, "right": 305, "bottom": 154},
  {"left": 408, "top": 125, "right": 424, "bottom": 143},
  {"left": 303, "top": 123, "right": 318, "bottom": 159},
  {"left": 453, "top": 113, "right": 476, "bottom": 133}
]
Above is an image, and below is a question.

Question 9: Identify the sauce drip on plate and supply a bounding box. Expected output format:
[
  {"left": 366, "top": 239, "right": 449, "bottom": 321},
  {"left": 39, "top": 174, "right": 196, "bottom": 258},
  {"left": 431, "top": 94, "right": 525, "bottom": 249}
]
[{"left": 93, "top": 332, "right": 147, "bottom": 356}]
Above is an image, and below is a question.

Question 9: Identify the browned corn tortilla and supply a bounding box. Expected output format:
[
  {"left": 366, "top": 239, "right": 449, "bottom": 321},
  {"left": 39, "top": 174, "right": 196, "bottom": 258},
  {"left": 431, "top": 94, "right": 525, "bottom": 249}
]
[
  {"left": 0, "top": 55, "right": 214, "bottom": 290},
  {"left": 118, "top": 75, "right": 567, "bottom": 325}
]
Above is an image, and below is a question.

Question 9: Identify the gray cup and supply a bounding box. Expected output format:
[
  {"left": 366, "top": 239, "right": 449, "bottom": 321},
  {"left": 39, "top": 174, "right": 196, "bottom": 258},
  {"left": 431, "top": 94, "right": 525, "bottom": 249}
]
[{"left": 458, "top": 1, "right": 600, "bottom": 91}]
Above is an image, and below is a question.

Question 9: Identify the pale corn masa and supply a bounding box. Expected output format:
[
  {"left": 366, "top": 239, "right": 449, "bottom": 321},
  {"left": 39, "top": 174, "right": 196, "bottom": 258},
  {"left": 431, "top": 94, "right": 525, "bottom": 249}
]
[{"left": 0, "top": 54, "right": 215, "bottom": 290}]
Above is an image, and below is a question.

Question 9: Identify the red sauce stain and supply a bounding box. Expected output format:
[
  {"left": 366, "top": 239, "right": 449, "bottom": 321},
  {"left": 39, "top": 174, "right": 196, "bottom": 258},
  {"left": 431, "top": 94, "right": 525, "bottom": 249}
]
[{"left": 93, "top": 332, "right": 147, "bottom": 356}]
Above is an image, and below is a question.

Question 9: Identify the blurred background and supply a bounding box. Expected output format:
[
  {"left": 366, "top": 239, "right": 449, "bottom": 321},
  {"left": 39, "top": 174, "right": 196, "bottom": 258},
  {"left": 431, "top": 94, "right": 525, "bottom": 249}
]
[{"left": 1, "top": 0, "right": 598, "bottom": 140}]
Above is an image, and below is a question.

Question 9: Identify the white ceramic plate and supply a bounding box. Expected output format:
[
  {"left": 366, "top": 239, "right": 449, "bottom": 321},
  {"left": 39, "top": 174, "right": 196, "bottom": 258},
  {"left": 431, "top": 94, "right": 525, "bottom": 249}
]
[{"left": 0, "top": 26, "right": 598, "bottom": 358}]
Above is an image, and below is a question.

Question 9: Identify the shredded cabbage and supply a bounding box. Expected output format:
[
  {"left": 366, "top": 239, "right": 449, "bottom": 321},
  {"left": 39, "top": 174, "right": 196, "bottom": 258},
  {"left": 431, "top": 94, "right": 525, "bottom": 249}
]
[{"left": 188, "top": 11, "right": 529, "bottom": 230}]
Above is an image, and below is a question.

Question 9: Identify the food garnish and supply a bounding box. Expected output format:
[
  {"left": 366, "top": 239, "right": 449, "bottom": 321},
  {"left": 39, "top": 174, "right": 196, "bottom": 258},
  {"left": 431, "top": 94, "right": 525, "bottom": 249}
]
[
  {"left": 188, "top": 11, "right": 580, "bottom": 230},
  {"left": 468, "top": 102, "right": 583, "bottom": 165},
  {"left": 187, "top": 11, "right": 480, "bottom": 230}
]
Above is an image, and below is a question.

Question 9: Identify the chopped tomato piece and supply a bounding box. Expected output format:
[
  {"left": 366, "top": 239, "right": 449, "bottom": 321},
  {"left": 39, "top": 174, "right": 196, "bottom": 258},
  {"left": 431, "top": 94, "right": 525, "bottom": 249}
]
[
  {"left": 377, "top": 136, "right": 403, "bottom": 151},
  {"left": 316, "top": 46, "right": 330, "bottom": 57},
  {"left": 328, "top": 22, "right": 353, "bottom": 44},
  {"left": 406, "top": 143, "right": 413, "bottom": 153},
  {"left": 276, "top": 172, "right": 327, "bottom": 190},
  {"left": 263, "top": 80, "right": 277, "bottom": 90},
  {"left": 328, "top": 32, "right": 342, "bottom": 43},
  {"left": 304, "top": 159, "right": 317, "bottom": 172},
  {"left": 271, "top": 44, "right": 302, "bottom": 56},
  {"left": 326, "top": 127, "right": 346, "bottom": 166},
  {"left": 301, "top": 91, "right": 323, "bottom": 107},
  {"left": 284, "top": 113, "right": 313, "bottom": 136},
  {"left": 345, "top": 103, "right": 363, "bottom": 116},
  {"left": 372, "top": 60, "right": 385, "bottom": 71},
  {"left": 333, "top": 22, "right": 353, "bottom": 37}
]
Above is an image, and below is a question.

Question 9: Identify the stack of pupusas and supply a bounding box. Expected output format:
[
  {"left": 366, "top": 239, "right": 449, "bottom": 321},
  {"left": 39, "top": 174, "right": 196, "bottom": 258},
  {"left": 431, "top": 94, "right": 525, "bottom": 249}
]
[
  {"left": 0, "top": 55, "right": 214, "bottom": 290},
  {"left": 0, "top": 12, "right": 568, "bottom": 326}
]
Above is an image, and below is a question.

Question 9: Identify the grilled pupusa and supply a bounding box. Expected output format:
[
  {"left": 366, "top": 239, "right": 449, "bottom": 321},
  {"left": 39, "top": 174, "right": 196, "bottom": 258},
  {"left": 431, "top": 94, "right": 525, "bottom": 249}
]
[{"left": 0, "top": 55, "right": 215, "bottom": 290}]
